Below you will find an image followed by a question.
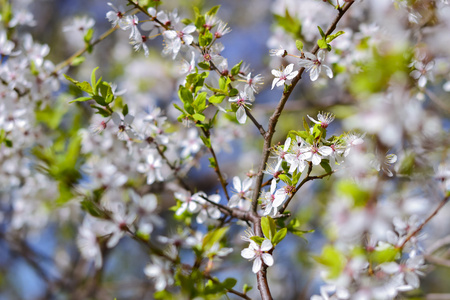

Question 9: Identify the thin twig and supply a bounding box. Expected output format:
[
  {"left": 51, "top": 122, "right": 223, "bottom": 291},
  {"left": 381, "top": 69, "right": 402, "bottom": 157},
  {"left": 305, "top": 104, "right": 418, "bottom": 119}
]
[
  {"left": 399, "top": 195, "right": 450, "bottom": 249},
  {"left": 55, "top": 25, "right": 118, "bottom": 72},
  {"left": 201, "top": 127, "right": 231, "bottom": 201}
]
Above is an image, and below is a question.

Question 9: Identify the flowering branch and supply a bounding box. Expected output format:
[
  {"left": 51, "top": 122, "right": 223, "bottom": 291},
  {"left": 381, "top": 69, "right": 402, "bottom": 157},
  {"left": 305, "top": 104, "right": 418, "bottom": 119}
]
[{"left": 250, "top": 0, "right": 355, "bottom": 213}]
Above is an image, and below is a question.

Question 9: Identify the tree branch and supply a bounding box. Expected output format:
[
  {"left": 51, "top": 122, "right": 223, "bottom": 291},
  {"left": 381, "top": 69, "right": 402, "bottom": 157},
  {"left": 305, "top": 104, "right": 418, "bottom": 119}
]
[
  {"left": 399, "top": 195, "right": 450, "bottom": 249},
  {"left": 250, "top": 1, "right": 355, "bottom": 213}
]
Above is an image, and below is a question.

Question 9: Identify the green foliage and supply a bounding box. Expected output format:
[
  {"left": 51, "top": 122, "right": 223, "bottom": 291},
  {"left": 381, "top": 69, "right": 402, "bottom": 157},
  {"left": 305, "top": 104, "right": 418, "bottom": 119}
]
[
  {"left": 350, "top": 47, "right": 411, "bottom": 96},
  {"left": 230, "top": 60, "right": 243, "bottom": 76},
  {"left": 273, "top": 9, "right": 302, "bottom": 39},
  {"left": 337, "top": 180, "right": 370, "bottom": 207},
  {"left": 286, "top": 218, "right": 314, "bottom": 239},
  {"left": 370, "top": 244, "right": 401, "bottom": 264},
  {"left": 202, "top": 227, "right": 229, "bottom": 252},
  {"left": 32, "top": 134, "right": 84, "bottom": 205},
  {"left": 295, "top": 40, "right": 304, "bottom": 52},
  {"left": 261, "top": 216, "right": 288, "bottom": 246},
  {"left": 0, "top": 129, "right": 13, "bottom": 148},
  {"left": 313, "top": 245, "right": 346, "bottom": 279}
]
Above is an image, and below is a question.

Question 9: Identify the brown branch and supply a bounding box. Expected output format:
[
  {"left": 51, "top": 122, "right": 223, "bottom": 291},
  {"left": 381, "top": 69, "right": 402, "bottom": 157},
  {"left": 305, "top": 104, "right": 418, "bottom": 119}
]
[
  {"left": 399, "top": 195, "right": 450, "bottom": 249},
  {"left": 201, "top": 127, "right": 230, "bottom": 201},
  {"left": 55, "top": 25, "right": 118, "bottom": 72},
  {"left": 244, "top": 106, "right": 267, "bottom": 137},
  {"left": 279, "top": 167, "right": 335, "bottom": 214},
  {"left": 154, "top": 141, "right": 192, "bottom": 191}
]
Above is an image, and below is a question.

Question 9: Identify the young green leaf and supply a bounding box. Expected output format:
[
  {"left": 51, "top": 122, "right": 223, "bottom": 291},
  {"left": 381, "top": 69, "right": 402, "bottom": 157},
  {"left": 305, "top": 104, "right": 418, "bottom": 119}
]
[{"left": 272, "top": 228, "right": 287, "bottom": 246}]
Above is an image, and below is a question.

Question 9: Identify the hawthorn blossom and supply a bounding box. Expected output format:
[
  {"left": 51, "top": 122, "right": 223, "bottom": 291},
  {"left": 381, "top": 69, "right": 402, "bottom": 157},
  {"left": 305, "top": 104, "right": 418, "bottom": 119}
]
[
  {"left": 238, "top": 72, "right": 264, "bottom": 97},
  {"left": 111, "top": 112, "right": 136, "bottom": 140},
  {"left": 269, "top": 45, "right": 287, "bottom": 57},
  {"left": 179, "top": 128, "right": 202, "bottom": 158},
  {"left": 163, "top": 24, "right": 196, "bottom": 59},
  {"left": 301, "top": 142, "right": 333, "bottom": 166},
  {"left": 241, "top": 239, "right": 274, "bottom": 273},
  {"left": 196, "top": 194, "right": 221, "bottom": 224},
  {"left": 214, "top": 20, "right": 231, "bottom": 38},
  {"left": 137, "top": 152, "right": 164, "bottom": 184},
  {"left": 307, "top": 112, "right": 335, "bottom": 129},
  {"left": 410, "top": 60, "right": 434, "bottom": 88},
  {"left": 263, "top": 180, "right": 286, "bottom": 216},
  {"left": 298, "top": 50, "right": 333, "bottom": 81},
  {"left": 174, "top": 191, "right": 203, "bottom": 216},
  {"left": 343, "top": 133, "right": 365, "bottom": 157},
  {"left": 130, "top": 34, "right": 149, "bottom": 57},
  {"left": 229, "top": 176, "right": 253, "bottom": 208},
  {"left": 229, "top": 91, "right": 252, "bottom": 124},
  {"left": 63, "top": 16, "right": 95, "bottom": 35},
  {"left": 106, "top": 2, "right": 128, "bottom": 28},
  {"left": 271, "top": 63, "right": 298, "bottom": 89},
  {"left": 372, "top": 153, "right": 397, "bottom": 177},
  {"left": 144, "top": 256, "right": 174, "bottom": 291},
  {"left": 0, "top": 31, "right": 20, "bottom": 57}
]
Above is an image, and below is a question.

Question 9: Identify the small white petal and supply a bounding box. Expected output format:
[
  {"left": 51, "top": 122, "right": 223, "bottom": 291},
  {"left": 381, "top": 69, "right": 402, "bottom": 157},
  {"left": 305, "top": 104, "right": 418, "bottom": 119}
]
[
  {"left": 261, "top": 253, "right": 274, "bottom": 267},
  {"left": 252, "top": 257, "right": 262, "bottom": 273},
  {"left": 241, "top": 248, "right": 256, "bottom": 259},
  {"left": 261, "top": 239, "right": 273, "bottom": 251}
]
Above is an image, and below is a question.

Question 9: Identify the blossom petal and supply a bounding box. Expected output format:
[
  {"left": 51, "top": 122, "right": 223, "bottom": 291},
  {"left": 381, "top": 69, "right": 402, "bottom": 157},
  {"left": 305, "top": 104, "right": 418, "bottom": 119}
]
[
  {"left": 252, "top": 257, "right": 262, "bottom": 273},
  {"left": 241, "top": 248, "right": 255, "bottom": 259},
  {"left": 323, "top": 65, "right": 333, "bottom": 78},
  {"left": 261, "top": 239, "right": 273, "bottom": 251},
  {"left": 236, "top": 106, "right": 247, "bottom": 124},
  {"left": 261, "top": 253, "right": 274, "bottom": 266}
]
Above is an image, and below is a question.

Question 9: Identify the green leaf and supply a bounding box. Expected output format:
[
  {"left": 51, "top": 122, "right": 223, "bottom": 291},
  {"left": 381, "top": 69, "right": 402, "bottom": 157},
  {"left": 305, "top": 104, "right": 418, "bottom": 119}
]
[
  {"left": 122, "top": 104, "right": 129, "bottom": 116},
  {"left": 317, "top": 26, "right": 326, "bottom": 38},
  {"left": 200, "top": 135, "right": 211, "bottom": 148},
  {"left": 230, "top": 60, "right": 243, "bottom": 76},
  {"left": 69, "top": 96, "right": 92, "bottom": 103},
  {"left": 295, "top": 40, "right": 304, "bottom": 51},
  {"left": 243, "top": 284, "right": 252, "bottom": 293},
  {"left": 206, "top": 5, "right": 220, "bottom": 16},
  {"left": 91, "top": 67, "right": 99, "bottom": 90},
  {"left": 195, "top": 14, "right": 205, "bottom": 28},
  {"left": 273, "top": 9, "right": 302, "bottom": 39},
  {"left": 317, "top": 39, "right": 329, "bottom": 49},
  {"left": 202, "top": 227, "right": 228, "bottom": 251},
  {"left": 228, "top": 88, "right": 238, "bottom": 97},
  {"left": 92, "top": 95, "right": 106, "bottom": 106},
  {"left": 371, "top": 244, "right": 400, "bottom": 264},
  {"left": 71, "top": 56, "right": 85, "bottom": 66},
  {"left": 272, "top": 228, "right": 287, "bottom": 246},
  {"left": 303, "top": 117, "right": 310, "bottom": 132},
  {"left": 278, "top": 174, "right": 292, "bottom": 185},
  {"left": 222, "top": 278, "right": 237, "bottom": 289},
  {"left": 320, "top": 160, "right": 332, "bottom": 175},
  {"left": 91, "top": 105, "right": 111, "bottom": 117},
  {"left": 208, "top": 95, "right": 225, "bottom": 104},
  {"left": 192, "top": 113, "right": 205, "bottom": 121},
  {"left": 261, "top": 216, "right": 277, "bottom": 241},
  {"left": 199, "top": 30, "right": 213, "bottom": 47},
  {"left": 313, "top": 245, "right": 346, "bottom": 279},
  {"left": 193, "top": 92, "right": 207, "bottom": 112},
  {"left": 178, "top": 86, "right": 194, "bottom": 104},
  {"left": 326, "top": 31, "right": 345, "bottom": 43},
  {"left": 84, "top": 28, "right": 94, "bottom": 43},
  {"left": 337, "top": 180, "right": 370, "bottom": 207},
  {"left": 198, "top": 61, "right": 210, "bottom": 70},
  {"left": 63, "top": 74, "right": 93, "bottom": 94},
  {"left": 219, "top": 76, "right": 230, "bottom": 91}
]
